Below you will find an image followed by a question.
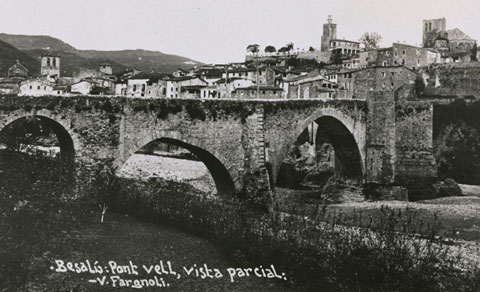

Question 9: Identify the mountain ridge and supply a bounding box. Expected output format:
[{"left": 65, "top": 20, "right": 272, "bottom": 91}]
[{"left": 0, "top": 33, "right": 202, "bottom": 75}]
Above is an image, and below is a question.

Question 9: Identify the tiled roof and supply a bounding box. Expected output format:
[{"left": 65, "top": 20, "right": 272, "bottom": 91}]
[{"left": 447, "top": 28, "right": 475, "bottom": 41}]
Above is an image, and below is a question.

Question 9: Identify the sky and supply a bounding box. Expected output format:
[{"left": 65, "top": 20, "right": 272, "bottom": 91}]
[{"left": 0, "top": 0, "right": 479, "bottom": 64}]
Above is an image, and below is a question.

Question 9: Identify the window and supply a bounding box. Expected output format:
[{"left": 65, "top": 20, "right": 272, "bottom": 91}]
[
  {"left": 417, "top": 59, "right": 421, "bottom": 65},
  {"left": 402, "top": 50, "right": 406, "bottom": 55},
  {"left": 401, "top": 59, "right": 405, "bottom": 65},
  {"left": 37, "top": 86, "right": 40, "bottom": 90},
  {"left": 29, "top": 85, "right": 32, "bottom": 89},
  {"left": 133, "top": 85, "right": 137, "bottom": 91},
  {"left": 383, "top": 61, "right": 387, "bottom": 67},
  {"left": 382, "top": 72, "right": 386, "bottom": 78}
]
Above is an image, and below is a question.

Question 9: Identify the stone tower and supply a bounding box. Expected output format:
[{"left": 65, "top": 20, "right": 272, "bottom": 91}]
[
  {"left": 41, "top": 54, "right": 60, "bottom": 77},
  {"left": 423, "top": 18, "right": 446, "bottom": 48},
  {"left": 99, "top": 63, "right": 113, "bottom": 75},
  {"left": 321, "top": 15, "right": 337, "bottom": 52}
]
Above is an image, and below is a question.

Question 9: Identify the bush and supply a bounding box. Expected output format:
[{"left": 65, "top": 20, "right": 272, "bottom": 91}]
[
  {"left": 0, "top": 151, "right": 82, "bottom": 291},
  {"left": 108, "top": 176, "right": 480, "bottom": 292}
]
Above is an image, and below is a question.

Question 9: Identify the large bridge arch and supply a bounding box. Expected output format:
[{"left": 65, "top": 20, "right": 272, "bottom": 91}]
[
  {"left": 269, "top": 107, "right": 366, "bottom": 185},
  {"left": 116, "top": 130, "right": 237, "bottom": 198},
  {"left": 0, "top": 109, "right": 81, "bottom": 159}
]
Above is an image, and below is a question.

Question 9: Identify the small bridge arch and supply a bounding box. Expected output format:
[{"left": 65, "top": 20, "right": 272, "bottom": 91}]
[{"left": 0, "top": 109, "right": 81, "bottom": 159}]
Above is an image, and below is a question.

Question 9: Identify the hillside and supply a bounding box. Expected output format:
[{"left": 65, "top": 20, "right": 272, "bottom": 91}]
[
  {"left": 23, "top": 49, "right": 126, "bottom": 76},
  {"left": 77, "top": 49, "right": 201, "bottom": 73},
  {"left": 0, "top": 33, "right": 202, "bottom": 75},
  {"left": 0, "top": 33, "right": 75, "bottom": 52},
  {"left": 0, "top": 39, "right": 39, "bottom": 77}
]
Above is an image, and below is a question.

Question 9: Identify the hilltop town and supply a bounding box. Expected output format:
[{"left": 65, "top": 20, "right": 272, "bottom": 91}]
[{"left": 0, "top": 16, "right": 478, "bottom": 100}]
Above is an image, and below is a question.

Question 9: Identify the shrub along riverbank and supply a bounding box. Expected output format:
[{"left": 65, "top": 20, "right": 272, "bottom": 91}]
[{"left": 95, "top": 166, "right": 480, "bottom": 292}]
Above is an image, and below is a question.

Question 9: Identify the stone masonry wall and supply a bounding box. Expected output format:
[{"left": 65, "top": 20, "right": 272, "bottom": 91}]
[
  {"left": 0, "top": 95, "right": 123, "bottom": 192},
  {"left": 263, "top": 99, "right": 367, "bottom": 185},
  {"left": 419, "top": 63, "right": 480, "bottom": 98},
  {"left": 394, "top": 101, "right": 437, "bottom": 183}
]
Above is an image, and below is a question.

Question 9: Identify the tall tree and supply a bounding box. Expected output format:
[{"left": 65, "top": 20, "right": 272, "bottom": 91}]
[
  {"left": 359, "top": 32, "right": 383, "bottom": 50},
  {"left": 264, "top": 45, "right": 276, "bottom": 53},
  {"left": 471, "top": 43, "right": 478, "bottom": 62},
  {"left": 246, "top": 44, "right": 260, "bottom": 54}
]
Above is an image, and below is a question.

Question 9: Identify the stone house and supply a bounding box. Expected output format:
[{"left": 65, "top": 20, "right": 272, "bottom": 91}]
[
  {"left": 7, "top": 60, "right": 29, "bottom": 78},
  {"left": 374, "top": 43, "right": 441, "bottom": 69},
  {"left": 215, "top": 77, "right": 255, "bottom": 98},
  {"left": 71, "top": 80, "right": 95, "bottom": 95},
  {"left": 127, "top": 78, "right": 149, "bottom": 98},
  {"left": 329, "top": 39, "right": 361, "bottom": 57},
  {"left": 286, "top": 74, "right": 337, "bottom": 99},
  {"left": 164, "top": 76, "right": 208, "bottom": 98},
  {"left": 232, "top": 85, "right": 283, "bottom": 99},
  {"left": 19, "top": 78, "right": 62, "bottom": 96},
  {"left": 337, "top": 66, "right": 417, "bottom": 100},
  {"left": 0, "top": 78, "right": 22, "bottom": 94},
  {"left": 200, "top": 86, "right": 218, "bottom": 98}
]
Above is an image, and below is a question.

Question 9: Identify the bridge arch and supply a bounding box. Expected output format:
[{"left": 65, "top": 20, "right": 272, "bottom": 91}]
[
  {"left": 0, "top": 109, "right": 81, "bottom": 160},
  {"left": 117, "top": 130, "right": 237, "bottom": 198},
  {"left": 272, "top": 107, "right": 366, "bottom": 186}
]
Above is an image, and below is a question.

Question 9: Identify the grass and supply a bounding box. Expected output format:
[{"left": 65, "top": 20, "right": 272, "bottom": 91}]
[
  {"left": 26, "top": 211, "right": 292, "bottom": 292},
  {"left": 2, "top": 151, "right": 480, "bottom": 291}
]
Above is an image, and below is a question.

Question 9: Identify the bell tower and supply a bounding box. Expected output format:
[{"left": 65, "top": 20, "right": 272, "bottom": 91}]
[
  {"left": 41, "top": 54, "right": 60, "bottom": 78},
  {"left": 321, "top": 15, "right": 337, "bottom": 52}
]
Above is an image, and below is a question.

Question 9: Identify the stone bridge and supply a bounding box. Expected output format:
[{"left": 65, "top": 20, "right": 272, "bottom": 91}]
[{"left": 0, "top": 92, "right": 445, "bottom": 204}]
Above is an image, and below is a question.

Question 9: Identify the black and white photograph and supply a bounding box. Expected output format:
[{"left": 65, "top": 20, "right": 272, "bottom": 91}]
[{"left": 0, "top": 0, "right": 479, "bottom": 291}]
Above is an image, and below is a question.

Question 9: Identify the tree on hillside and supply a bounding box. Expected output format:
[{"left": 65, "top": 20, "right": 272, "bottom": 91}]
[
  {"left": 246, "top": 44, "right": 260, "bottom": 55},
  {"left": 309, "top": 46, "right": 315, "bottom": 52},
  {"left": 359, "top": 32, "right": 383, "bottom": 50},
  {"left": 264, "top": 45, "right": 276, "bottom": 53}
]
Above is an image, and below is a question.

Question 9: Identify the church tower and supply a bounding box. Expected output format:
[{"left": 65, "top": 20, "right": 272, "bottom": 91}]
[
  {"left": 41, "top": 54, "right": 61, "bottom": 78},
  {"left": 321, "top": 15, "right": 337, "bottom": 52}
]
